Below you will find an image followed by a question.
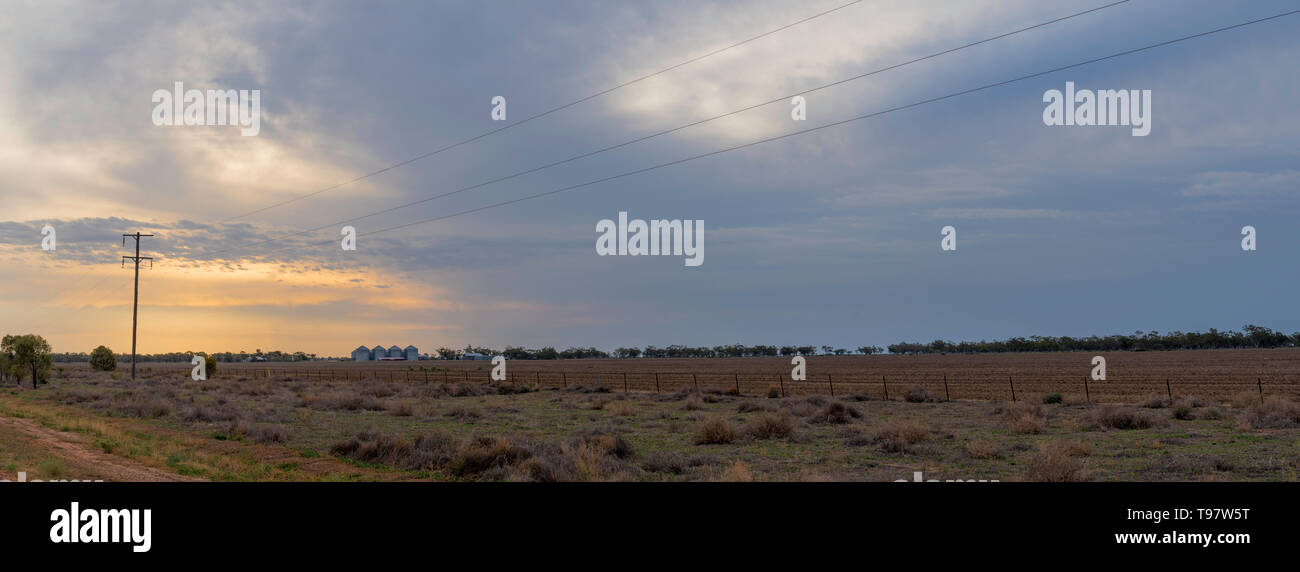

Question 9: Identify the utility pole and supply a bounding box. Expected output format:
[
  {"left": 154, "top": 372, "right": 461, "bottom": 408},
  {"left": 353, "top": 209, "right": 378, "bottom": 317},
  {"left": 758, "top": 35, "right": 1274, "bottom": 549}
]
[{"left": 122, "top": 233, "right": 154, "bottom": 380}]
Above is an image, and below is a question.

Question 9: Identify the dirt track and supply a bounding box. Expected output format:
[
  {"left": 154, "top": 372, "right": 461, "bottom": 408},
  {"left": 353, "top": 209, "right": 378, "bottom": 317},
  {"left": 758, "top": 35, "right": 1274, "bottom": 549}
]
[{"left": 1, "top": 415, "right": 201, "bottom": 482}]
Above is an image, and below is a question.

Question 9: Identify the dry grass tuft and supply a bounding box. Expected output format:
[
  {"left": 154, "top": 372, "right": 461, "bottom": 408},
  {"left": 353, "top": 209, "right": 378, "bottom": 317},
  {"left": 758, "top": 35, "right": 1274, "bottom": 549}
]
[
  {"left": 445, "top": 404, "right": 483, "bottom": 421},
  {"left": 903, "top": 385, "right": 939, "bottom": 403},
  {"left": 1024, "top": 442, "right": 1090, "bottom": 482},
  {"left": 964, "top": 439, "right": 1000, "bottom": 459},
  {"left": 997, "top": 402, "right": 1048, "bottom": 434},
  {"left": 694, "top": 416, "right": 738, "bottom": 445},
  {"left": 1088, "top": 406, "right": 1163, "bottom": 430},
  {"left": 869, "top": 420, "right": 930, "bottom": 454},
  {"left": 1238, "top": 396, "right": 1300, "bottom": 429},
  {"left": 744, "top": 412, "right": 796, "bottom": 440},
  {"left": 811, "top": 400, "right": 863, "bottom": 424},
  {"left": 718, "top": 460, "right": 753, "bottom": 482}
]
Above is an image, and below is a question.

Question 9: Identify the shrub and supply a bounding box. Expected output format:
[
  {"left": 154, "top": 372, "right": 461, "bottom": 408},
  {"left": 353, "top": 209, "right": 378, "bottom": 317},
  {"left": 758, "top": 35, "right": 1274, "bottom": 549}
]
[
  {"left": 121, "top": 396, "right": 171, "bottom": 418},
  {"left": 997, "top": 402, "right": 1048, "bottom": 434},
  {"left": 694, "top": 416, "right": 738, "bottom": 445},
  {"left": 445, "top": 405, "right": 483, "bottom": 421},
  {"left": 1024, "top": 442, "right": 1089, "bottom": 482},
  {"left": 567, "top": 430, "right": 634, "bottom": 460},
  {"left": 744, "top": 412, "right": 796, "bottom": 440},
  {"left": 813, "top": 401, "right": 862, "bottom": 424},
  {"left": 1042, "top": 393, "right": 1063, "bottom": 404},
  {"left": 386, "top": 400, "right": 415, "bottom": 417},
  {"left": 451, "top": 436, "right": 533, "bottom": 477},
  {"left": 1198, "top": 407, "right": 1226, "bottom": 420},
  {"left": 1089, "top": 406, "right": 1162, "bottom": 430},
  {"left": 682, "top": 395, "right": 706, "bottom": 411},
  {"left": 1140, "top": 395, "right": 1172, "bottom": 409},
  {"left": 904, "top": 385, "right": 936, "bottom": 403},
  {"left": 718, "top": 460, "right": 753, "bottom": 482},
  {"left": 869, "top": 421, "right": 929, "bottom": 453},
  {"left": 89, "top": 346, "right": 116, "bottom": 372},
  {"left": 182, "top": 404, "right": 240, "bottom": 423},
  {"left": 964, "top": 440, "right": 999, "bottom": 459},
  {"left": 606, "top": 400, "right": 637, "bottom": 417},
  {"left": 229, "top": 421, "right": 288, "bottom": 444},
  {"left": 1238, "top": 396, "right": 1300, "bottom": 429},
  {"left": 766, "top": 384, "right": 781, "bottom": 399},
  {"left": 641, "top": 452, "right": 689, "bottom": 475}
]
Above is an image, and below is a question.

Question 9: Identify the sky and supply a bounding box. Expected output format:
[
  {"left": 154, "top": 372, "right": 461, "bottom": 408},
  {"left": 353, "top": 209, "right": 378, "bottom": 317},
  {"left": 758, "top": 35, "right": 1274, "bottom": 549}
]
[{"left": 0, "top": 0, "right": 1297, "bottom": 357}]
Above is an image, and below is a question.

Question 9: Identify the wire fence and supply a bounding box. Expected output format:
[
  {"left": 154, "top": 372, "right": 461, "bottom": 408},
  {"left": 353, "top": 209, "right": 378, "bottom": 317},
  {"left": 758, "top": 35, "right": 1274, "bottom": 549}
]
[{"left": 146, "top": 365, "right": 1300, "bottom": 403}]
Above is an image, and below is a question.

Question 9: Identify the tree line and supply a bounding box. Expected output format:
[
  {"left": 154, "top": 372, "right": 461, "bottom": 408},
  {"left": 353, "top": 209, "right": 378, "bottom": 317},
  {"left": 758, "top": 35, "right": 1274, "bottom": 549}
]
[
  {"left": 52, "top": 349, "right": 320, "bottom": 363},
  {"left": 885, "top": 325, "right": 1300, "bottom": 355},
  {"left": 428, "top": 344, "right": 885, "bottom": 360}
]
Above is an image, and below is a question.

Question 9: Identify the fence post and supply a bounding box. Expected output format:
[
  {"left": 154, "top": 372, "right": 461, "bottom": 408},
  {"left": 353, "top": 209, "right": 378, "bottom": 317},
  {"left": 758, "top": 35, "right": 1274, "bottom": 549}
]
[
  {"left": 693, "top": 373, "right": 698, "bottom": 392},
  {"left": 1083, "top": 376, "right": 1090, "bottom": 404},
  {"left": 1008, "top": 375, "right": 1016, "bottom": 402},
  {"left": 827, "top": 373, "right": 834, "bottom": 397},
  {"left": 778, "top": 374, "right": 785, "bottom": 398},
  {"left": 624, "top": 372, "right": 628, "bottom": 393},
  {"left": 735, "top": 373, "right": 740, "bottom": 395},
  {"left": 943, "top": 374, "right": 950, "bottom": 401},
  {"left": 1165, "top": 378, "right": 1172, "bottom": 400},
  {"left": 562, "top": 372, "right": 567, "bottom": 388},
  {"left": 537, "top": 371, "right": 541, "bottom": 388},
  {"left": 1258, "top": 378, "right": 1264, "bottom": 401},
  {"left": 654, "top": 372, "right": 659, "bottom": 393},
  {"left": 882, "top": 375, "right": 889, "bottom": 401}
]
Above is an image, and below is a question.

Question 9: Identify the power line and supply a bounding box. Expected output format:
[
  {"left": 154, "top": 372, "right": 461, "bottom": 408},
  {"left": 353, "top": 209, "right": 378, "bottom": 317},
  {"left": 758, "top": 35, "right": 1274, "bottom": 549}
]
[
  {"left": 121, "top": 232, "right": 154, "bottom": 380},
  {"left": 220, "top": 0, "right": 866, "bottom": 222},
  {"left": 192, "top": 0, "right": 1131, "bottom": 261},
  {"left": 236, "top": 9, "right": 1299, "bottom": 258}
]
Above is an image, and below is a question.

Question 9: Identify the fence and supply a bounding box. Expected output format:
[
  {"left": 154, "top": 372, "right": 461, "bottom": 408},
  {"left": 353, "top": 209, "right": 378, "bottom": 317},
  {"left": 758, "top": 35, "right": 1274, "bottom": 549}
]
[{"left": 167, "top": 366, "right": 1300, "bottom": 403}]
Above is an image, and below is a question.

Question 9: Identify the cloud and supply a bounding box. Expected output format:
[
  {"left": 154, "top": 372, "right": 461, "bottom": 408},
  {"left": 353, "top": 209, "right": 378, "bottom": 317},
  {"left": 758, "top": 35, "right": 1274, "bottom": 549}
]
[
  {"left": 1180, "top": 170, "right": 1300, "bottom": 198},
  {"left": 928, "top": 207, "right": 1071, "bottom": 220}
]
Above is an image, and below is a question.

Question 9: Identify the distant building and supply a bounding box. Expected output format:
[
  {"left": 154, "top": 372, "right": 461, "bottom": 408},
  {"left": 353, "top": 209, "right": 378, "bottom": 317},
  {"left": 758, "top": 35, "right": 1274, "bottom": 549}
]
[
  {"left": 352, "top": 346, "right": 372, "bottom": 361},
  {"left": 463, "top": 352, "right": 491, "bottom": 360},
  {"left": 350, "top": 344, "right": 420, "bottom": 361}
]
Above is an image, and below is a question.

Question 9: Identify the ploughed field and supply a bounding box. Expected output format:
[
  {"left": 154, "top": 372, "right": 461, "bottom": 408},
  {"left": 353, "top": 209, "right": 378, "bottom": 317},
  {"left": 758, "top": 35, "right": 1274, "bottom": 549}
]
[
  {"left": 139, "top": 348, "right": 1300, "bottom": 403},
  {"left": 4, "top": 348, "right": 1297, "bottom": 482}
]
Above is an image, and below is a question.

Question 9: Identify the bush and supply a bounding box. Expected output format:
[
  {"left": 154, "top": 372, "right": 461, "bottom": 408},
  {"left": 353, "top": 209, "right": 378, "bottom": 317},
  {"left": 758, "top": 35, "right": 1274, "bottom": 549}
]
[
  {"left": 1024, "top": 442, "right": 1089, "bottom": 482},
  {"left": 904, "top": 385, "right": 937, "bottom": 403},
  {"left": 813, "top": 401, "right": 862, "bottom": 424},
  {"left": 1238, "top": 396, "right": 1300, "bottom": 429},
  {"left": 1089, "top": 406, "right": 1162, "bottom": 430},
  {"left": 964, "top": 440, "right": 999, "bottom": 459},
  {"left": 89, "top": 346, "right": 116, "bottom": 372},
  {"left": 694, "top": 416, "right": 738, "bottom": 445},
  {"left": 445, "top": 405, "right": 483, "bottom": 421},
  {"left": 744, "top": 412, "right": 795, "bottom": 440},
  {"left": 1140, "top": 395, "right": 1171, "bottom": 409},
  {"left": 869, "top": 421, "right": 929, "bottom": 453},
  {"left": 997, "top": 402, "right": 1048, "bottom": 434},
  {"left": 1042, "top": 393, "right": 1063, "bottom": 404}
]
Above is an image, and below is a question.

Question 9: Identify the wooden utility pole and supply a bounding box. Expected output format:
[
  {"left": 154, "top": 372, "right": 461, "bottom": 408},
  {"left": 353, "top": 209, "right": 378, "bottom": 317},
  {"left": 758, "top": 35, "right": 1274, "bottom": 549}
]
[{"left": 121, "top": 233, "right": 154, "bottom": 381}]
